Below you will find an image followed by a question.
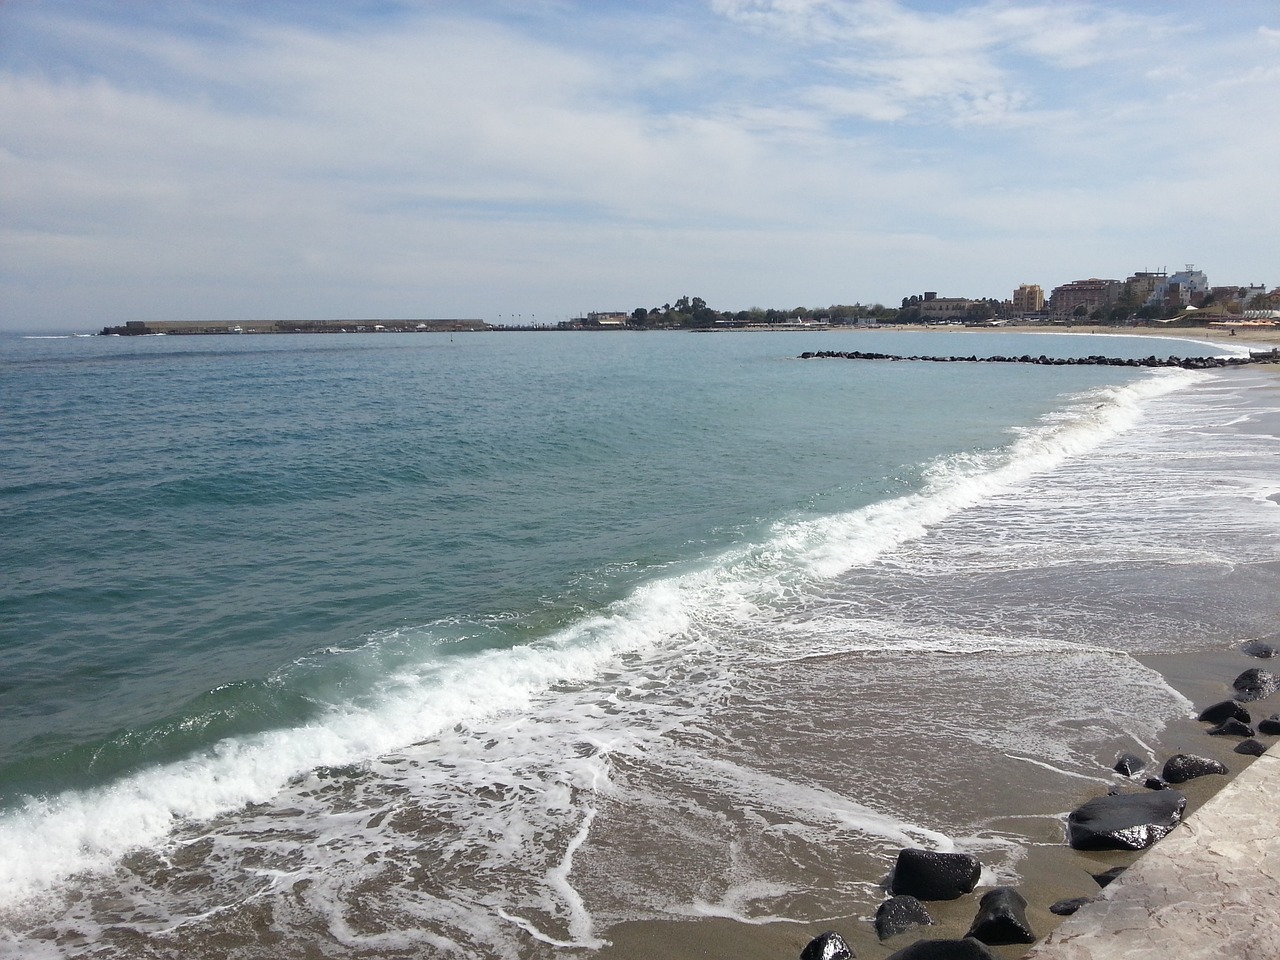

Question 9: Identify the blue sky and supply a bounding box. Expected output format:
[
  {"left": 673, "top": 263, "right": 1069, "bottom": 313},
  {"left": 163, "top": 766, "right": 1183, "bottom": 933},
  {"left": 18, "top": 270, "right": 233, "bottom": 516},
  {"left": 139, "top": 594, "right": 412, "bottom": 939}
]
[{"left": 2, "top": 0, "right": 1278, "bottom": 330}]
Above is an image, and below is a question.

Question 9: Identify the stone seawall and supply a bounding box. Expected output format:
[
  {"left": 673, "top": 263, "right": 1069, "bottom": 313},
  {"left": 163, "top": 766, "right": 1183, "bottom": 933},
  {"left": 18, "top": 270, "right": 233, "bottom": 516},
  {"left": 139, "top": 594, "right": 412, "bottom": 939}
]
[{"left": 1024, "top": 747, "right": 1280, "bottom": 960}]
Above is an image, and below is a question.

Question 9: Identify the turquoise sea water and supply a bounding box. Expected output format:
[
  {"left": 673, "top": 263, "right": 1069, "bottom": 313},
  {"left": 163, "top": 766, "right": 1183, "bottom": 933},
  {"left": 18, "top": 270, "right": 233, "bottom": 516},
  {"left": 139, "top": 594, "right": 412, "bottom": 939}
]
[{"left": 2, "top": 329, "right": 1279, "bottom": 958}]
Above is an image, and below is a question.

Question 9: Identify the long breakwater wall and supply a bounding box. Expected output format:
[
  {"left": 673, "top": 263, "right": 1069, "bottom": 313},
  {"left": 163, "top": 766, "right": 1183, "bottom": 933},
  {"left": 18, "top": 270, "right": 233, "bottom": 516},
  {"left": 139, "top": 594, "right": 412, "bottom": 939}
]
[
  {"left": 799, "top": 348, "right": 1280, "bottom": 369},
  {"left": 100, "top": 319, "right": 490, "bottom": 336}
]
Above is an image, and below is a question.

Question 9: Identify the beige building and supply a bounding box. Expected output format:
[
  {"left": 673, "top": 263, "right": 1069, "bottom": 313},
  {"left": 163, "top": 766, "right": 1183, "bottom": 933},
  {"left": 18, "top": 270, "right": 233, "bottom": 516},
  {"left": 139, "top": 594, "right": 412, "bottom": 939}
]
[
  {"left": 1011, "top": 284, "right": 1045, "bottom": 313},
  {"left": 918, "top": 292, "right": 978, "bottom": 321},
  {"left": 1124, "top": 271, "right": 1166, "bottom": 306},
  {"left": 1049, "top": 278, "right": 1123, "bottom": 319}
]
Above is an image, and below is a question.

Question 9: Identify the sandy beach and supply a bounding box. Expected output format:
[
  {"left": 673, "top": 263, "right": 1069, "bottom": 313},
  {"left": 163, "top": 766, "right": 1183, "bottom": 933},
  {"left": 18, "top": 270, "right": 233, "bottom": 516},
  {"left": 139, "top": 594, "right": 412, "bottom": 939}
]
[
  {"left": 861, "top": 322, "right": 1280, "bottom": 350},
  {"left": 594, "top": 647, "right": 1280, "bottom": 960}
]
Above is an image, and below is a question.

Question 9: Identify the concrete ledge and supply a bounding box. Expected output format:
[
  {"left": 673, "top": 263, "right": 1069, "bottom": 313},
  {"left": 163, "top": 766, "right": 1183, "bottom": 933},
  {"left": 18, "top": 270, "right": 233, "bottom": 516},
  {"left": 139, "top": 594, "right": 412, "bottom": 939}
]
[{"left": 1026, "top": 749, "right": 1280, "bottom": 959}]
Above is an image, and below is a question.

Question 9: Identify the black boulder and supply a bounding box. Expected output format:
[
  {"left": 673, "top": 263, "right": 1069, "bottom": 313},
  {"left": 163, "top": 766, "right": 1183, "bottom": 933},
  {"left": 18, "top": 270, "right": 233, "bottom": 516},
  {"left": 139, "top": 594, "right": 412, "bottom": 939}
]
[
  {"left": 1232, "top": 668, "right": 1278, "bottom": 702},
  {"left": 1049, "top": 896, "right": 1094, "bottom": 916},
  {"left": 965, "top": 887, "right": 1036, "bottom": 945},
  {"left": 1066, "top": 790, "right": 1186, "bottom": 850},
  {"left": 1207, "top": 718, "right": 1255, "bottom": 738},
  {"left": 1113, "top": 752, "right": 1145, "bottom": 776},
  {"left": 800, "top": 930, "right": 855, "bottom": 960},
  {"left": 1162, "top": 754, "right": 1227, "bottom": 784},
  {"left": 889, "top": 849, "right": 982, "bottom": 901},
  {"left": 875, "top": 895, "right": 934, "bottom": 941},
  {"left": 1197, "top": 700, "right": 1250, "bottom": 724}
]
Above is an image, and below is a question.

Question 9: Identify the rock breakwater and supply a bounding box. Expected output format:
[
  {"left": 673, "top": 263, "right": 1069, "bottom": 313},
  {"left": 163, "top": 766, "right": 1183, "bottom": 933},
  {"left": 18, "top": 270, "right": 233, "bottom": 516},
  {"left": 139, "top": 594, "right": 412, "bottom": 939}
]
[{"left": 798, "top": 349, "right": 1280, "bottom": 369}]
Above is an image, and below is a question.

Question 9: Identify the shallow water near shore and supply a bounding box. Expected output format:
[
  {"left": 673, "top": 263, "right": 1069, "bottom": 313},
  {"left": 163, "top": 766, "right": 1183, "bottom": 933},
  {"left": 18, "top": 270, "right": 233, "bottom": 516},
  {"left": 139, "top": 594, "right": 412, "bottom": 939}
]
[{"left": 2, "top": 329, "right": 1279, "bottom": 958}]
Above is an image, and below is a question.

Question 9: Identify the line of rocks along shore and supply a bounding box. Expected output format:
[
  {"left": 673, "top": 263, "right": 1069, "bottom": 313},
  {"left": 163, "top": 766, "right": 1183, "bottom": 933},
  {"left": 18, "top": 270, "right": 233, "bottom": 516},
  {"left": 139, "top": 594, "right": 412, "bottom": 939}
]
[
  {"left": 788, "top": 645, "right": 1280, "bottom": 960},
  {"left": 798, "top": 348, "right": 1280, "bottom": 369}
]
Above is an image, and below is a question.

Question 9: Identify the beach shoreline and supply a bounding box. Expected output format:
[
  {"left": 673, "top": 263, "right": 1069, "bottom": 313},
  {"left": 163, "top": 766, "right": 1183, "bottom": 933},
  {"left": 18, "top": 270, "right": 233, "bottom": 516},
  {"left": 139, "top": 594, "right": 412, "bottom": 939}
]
[
  {"left": 827, "top": 322, "right": 1280, "bottom": 349},
  {"left": 594, "top": 642, "right": 1280, "bottom": 960}
]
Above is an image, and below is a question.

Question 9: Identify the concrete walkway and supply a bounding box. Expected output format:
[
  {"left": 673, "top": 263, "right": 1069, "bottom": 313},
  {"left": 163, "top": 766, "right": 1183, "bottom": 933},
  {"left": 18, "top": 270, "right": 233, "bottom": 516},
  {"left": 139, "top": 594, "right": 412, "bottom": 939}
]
[{"left": 1025, "top": 749, "right": 1280, "bottom": 960}]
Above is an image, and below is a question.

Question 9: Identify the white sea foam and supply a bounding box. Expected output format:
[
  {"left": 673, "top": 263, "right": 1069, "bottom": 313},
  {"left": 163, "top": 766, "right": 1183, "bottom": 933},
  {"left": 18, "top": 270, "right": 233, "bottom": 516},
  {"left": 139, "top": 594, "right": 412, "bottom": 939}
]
[
  {"left": 776, "top": 368, "right": 1205, "bottom": 581},
  {"left": 0, "top": 582, "right": 689, "bottom": 905},
  {"left": 1, "top": 362, "right": 1270, "bottom": 953},
  {"left": 0, "top": 370, "right": 1186, "bottom": 905}
]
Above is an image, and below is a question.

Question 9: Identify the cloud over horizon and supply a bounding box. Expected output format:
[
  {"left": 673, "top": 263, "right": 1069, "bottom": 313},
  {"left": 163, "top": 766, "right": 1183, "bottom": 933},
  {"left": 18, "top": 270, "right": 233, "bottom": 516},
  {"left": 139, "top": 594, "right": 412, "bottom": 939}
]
[{"left": 2, "top": 0, "right": 1277, "bottom": 330}]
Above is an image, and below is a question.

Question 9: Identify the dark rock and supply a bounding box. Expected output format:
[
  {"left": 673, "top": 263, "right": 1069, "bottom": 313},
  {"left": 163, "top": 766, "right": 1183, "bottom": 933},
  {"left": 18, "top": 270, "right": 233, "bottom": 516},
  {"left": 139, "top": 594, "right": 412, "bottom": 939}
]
[
  {"left": 1050, "top": 896, "right": 1095, "bottom": 916},
  {"left": 1235, "top": 739, "right": 1268, "bottom": 757},
  {"left": 1092, "top": 866, "right": 1125, "bottom": 887},
  {"left": 1207, "top": 718, "right": 1256, "bottom": 737},
  {"left": 1113, "top": 752, "right": 1145, "bottom": 776},
  {"left": 884, "top": 939, "right": 1000, "bottom": 960},
  {"left": 1143, "top": 777, "right": 1167, "bottom": 790},
  {"left": 1242, "top": 641, "right": 1277, "bottom": 659},
  {"left": 1197, "top": 700, "right": 1251, "bottom": 724},
  {"left": 800, "top": 930, "right": 855, "bottom": 960},
  {"left": 1259, "top": 715, "right": 1280, "bottom": 735},
  {"left": 1066, "top": 790, "right": 1186, "bottom": 850},
  {"left": 964, "top": 887, "right": 1036, "bottom": 945},
  {"left": 889, "top": 849, "right": 982, "bottom": 901},
  {"left": 1162, "top": 754, "right": 1228, "bottom": 783},
  {"left": 1232, "top": 668, "right": 1279, "bottom": 702},
  {"left": 875, "top": 895, "right": 934, "bottom": 941}
]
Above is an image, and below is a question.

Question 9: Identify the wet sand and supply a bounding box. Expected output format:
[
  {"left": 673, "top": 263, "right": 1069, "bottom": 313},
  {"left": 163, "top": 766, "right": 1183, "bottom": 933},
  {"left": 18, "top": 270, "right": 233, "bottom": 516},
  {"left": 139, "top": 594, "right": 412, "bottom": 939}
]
[{"left": 596, "top": 642, "right": 1280, "bottom": 959}]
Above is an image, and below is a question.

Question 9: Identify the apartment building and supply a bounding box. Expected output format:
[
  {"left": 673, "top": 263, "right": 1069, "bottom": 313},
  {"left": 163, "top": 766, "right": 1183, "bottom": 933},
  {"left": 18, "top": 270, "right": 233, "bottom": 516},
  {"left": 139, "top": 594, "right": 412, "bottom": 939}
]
[
  {"left": 1011, "top": 284, "right": 1045, "bottom": 313},
  {"left": 1049, "top": 278, "right": 1123, "bottom": 319}
]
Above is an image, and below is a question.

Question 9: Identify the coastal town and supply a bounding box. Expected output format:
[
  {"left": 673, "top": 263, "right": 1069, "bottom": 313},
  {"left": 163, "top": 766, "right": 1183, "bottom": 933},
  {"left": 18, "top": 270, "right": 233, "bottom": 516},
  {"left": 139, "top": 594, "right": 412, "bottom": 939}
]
[
  {"left": 577, "top": 263, "right": 1280, "bottom": 332},
  {"left": 97, "top": 263, "right": 1280, "bottom": 337}
]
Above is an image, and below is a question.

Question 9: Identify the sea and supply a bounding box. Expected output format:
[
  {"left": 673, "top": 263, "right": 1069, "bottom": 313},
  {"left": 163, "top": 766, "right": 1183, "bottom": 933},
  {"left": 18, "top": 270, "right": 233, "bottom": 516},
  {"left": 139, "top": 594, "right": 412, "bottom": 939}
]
[{"left": 2, "top": 328, "right": 1279, "bottom": 959}]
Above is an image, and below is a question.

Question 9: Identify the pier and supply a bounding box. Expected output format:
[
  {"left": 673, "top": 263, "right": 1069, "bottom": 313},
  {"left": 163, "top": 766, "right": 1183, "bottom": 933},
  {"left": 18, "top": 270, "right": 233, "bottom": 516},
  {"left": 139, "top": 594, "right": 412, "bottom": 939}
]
[{"left": 99, "top": 318, "right": 490, "bottom": 336}]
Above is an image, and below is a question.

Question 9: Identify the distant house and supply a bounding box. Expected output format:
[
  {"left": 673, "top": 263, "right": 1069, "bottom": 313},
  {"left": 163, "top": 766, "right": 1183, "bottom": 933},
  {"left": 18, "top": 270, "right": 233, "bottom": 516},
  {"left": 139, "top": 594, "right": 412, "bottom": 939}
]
[
  {"left": 584, "top": 312, "right": 629, "bottom": 327},
  {"left": 1049, "top": 278, "right": 1122, "bottom": 319}
]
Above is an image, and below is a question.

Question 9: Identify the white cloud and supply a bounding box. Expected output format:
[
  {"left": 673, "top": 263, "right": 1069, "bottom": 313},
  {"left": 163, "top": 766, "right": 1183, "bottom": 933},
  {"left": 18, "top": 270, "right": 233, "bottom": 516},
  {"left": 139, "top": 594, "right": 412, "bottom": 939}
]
[{"left": 1, "top": 1, "right": 1279, "bottom": 330}]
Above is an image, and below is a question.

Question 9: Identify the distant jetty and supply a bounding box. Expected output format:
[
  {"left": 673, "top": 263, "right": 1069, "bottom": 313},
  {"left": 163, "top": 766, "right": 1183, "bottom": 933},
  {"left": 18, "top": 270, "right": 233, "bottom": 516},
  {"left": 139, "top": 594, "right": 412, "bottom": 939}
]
[
  {"left": 799, "top": 348, "right": 1280, "bottom": 369},
  {"left": 99, "top": 319, "right": 491, "bottom": 336}
]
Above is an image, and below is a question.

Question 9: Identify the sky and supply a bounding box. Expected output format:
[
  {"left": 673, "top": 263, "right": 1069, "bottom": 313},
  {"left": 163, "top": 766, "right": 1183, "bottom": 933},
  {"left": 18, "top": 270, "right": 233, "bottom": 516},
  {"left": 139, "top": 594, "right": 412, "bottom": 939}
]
[{"left": 2, "top": 0, "right": 1279, "bottom": 331}]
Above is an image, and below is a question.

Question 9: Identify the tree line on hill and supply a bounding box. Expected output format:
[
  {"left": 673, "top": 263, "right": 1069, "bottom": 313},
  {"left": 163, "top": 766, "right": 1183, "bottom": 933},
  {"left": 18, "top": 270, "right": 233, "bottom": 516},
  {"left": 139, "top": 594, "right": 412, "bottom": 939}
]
[{"left": 624, "top": 296, "right": 899, "bottom": 328}]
